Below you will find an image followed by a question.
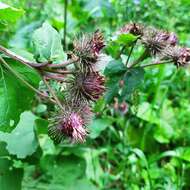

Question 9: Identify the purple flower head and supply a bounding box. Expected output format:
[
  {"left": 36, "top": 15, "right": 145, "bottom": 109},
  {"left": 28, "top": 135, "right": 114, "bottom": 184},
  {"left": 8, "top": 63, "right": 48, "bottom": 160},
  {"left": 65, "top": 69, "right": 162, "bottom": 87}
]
[
  {"left": 82, "top": 72, "right": 105, "bottom": 101},
  {"left": 162, "top": 46, "right": 190, "bottom": 67},
  {"left": 73, "top": 31, "right": 104, "bottom": 71},
  {"left": 167, "top": 32, "right": 178, "bottom": 46},
  {"left": 91, "top": 30, "right": 105, "bottom": 56},
  {"left": 58, "top": 112, "right": 86, "bottom": 143},
  {"left": 120, "top": 23, "right": 143, "bottom": 36},
  {"left": 69, "top": 72, "right": 105, "bottom": 102},
  {"left": 48, "top": 104, "right": 92, "bottom": 144}
]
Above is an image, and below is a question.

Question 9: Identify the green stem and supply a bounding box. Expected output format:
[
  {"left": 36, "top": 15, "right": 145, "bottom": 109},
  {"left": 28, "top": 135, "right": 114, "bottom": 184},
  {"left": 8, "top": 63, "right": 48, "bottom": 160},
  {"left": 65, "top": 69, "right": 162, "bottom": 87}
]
[
  {"left": 140, "top": 60, "right": 172, "bottom": 68},
  {"left": 126, "top": 39, "right": 138, "bottom": 66},
  {"left": 42, "top": 76, "right": 64, "bottom": 111},
  {"left": 128, "top": 48, "right": 149, "bottom": 68},
  {"left": 63, "top": 0, "right": 68, "bottom": 50}
]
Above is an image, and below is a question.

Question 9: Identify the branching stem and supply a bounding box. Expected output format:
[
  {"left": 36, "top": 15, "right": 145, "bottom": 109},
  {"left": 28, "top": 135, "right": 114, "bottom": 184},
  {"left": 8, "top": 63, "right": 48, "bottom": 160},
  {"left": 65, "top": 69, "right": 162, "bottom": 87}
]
[
  {"left": 140, "top": 60, "right": 173, "bottom": 68},
  {"left": 42, "top": 76, "right": 64, "bottom": 111},
  {"left": 0, "top": 56, "right": 56, "bottom": 104}
]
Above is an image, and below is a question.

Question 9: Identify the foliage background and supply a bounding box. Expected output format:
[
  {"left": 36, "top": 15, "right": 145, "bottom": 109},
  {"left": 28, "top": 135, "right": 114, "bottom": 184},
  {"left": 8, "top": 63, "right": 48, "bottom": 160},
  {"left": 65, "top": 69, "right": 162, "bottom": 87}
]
[{"left": 1, "top": 0, "right": 190, "bottom": 189}]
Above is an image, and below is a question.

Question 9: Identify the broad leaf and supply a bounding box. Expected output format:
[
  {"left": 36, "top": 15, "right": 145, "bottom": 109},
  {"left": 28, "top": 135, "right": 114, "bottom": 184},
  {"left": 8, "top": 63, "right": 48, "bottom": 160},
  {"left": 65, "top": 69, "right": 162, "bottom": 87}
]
[
  {"left": 32, "top": 22, "right": 67, "bottom": 63},
  {"left": 89, "top": 117, "right": 113, "bottom": 139},
  {"left": 0, "top": 111, "right": 38, "bottom": 158},
  {"left": 0, "top": 59, "right": 40, "bottom": 131},
  {"left": 121, "top": 67, "right": 144, "bottom": 96},
  {"left": 104, "top": 60, "right": 126, "bottom": 76},
  {"left": 0, "top": 142, "right": 23, "bottom": 190},
  {"left": 116, "top": 33, "right": 138, "bottom": 45},
  {"left": 104, "top": 75, "right": 121, "bottom": 103},
  {"left": 0, "top": 2, "right": 24, "bottom": 25},
  {"left": 0, "top": 158, "right": 23, "bottom": 190}
]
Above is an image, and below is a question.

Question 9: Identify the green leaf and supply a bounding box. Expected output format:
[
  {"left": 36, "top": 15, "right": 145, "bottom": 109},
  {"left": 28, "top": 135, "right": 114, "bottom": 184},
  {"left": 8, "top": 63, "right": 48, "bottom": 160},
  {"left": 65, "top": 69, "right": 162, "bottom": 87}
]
[
  {"left": 0, "top": 158, "right": 23, "bottom": 190},
  {"left": 89, "top": 117, "right": 113, "bottom": 139},
  {"left": 0, "top": 111, "right": 38, "bottom": 158},
  {"left": 104, "top": 75, "right": 121, "bottom": 103},
  {"left": 121, "top": 67, "right": 144, "bottom": 97},
  {"left": 32, "top": 22, "right": 67, "bottom": 63},
  {"left": 136, "top": 102, "right": 158, "bottom": 124},
  {"left": 0, "top": 2, "right": 24, "bottom": 25},
  {"left": 0, "top": 59, "right": 40, "bottom": 131},
  {"left": 153, "top": 120, "right": 174, "bottom": 144},
  {"left": 116, "top": 33, "right": 137, "bottom": 45},
  {"left": 104, "top": 60, "right": 126, "bottom": 76},
  {"left": 83, "top": 149, "right": 104, "bottom": 187}
]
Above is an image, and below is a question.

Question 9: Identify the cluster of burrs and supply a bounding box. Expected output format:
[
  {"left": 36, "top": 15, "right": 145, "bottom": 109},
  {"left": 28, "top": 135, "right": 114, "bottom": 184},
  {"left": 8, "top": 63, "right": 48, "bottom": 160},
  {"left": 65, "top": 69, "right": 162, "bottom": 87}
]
[
  {"left": 119, "top": 23, "right": 190, "bottom": 67},
  {"left": 48, "top": 31, "right": 105, "bottom": 144}
]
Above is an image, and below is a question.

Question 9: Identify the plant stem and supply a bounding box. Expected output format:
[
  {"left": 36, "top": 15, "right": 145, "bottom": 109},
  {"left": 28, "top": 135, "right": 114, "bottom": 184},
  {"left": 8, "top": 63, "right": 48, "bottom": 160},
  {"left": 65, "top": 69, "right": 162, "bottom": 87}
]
[
  {"left": 42, "top": 76, "right": 64, "bottom": 111},
  {"left": 43, "top": 68, "right": 75, "bottom": 74},
  {"left": 0, "top": 45, "right": 49, "bottom": 68},
  {"left": 63, "top": 0, "right": 68, "bottom": 50},
  {"left": 140, "top": 60, "right": 173, "bottom": 68},
  {"left": 0, "top": 56, "right": 56, "bottom": 104},
  {"left": 126, "top": 39, "right": 138, "bottom": 66},
  {"left": 43, "top": 72, "right": 71, "bottom": 82},
  {"left": 48, "top": 58, "right": 78, "bottom": 68},
  {"left": 128, "top": 48, "right": 149, "bottom": 68}
]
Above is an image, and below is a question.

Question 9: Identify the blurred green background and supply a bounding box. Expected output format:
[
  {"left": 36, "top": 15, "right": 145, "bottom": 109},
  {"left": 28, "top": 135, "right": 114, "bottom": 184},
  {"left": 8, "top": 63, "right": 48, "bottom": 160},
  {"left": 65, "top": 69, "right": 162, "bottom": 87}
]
[{"left": 1, "top": 0, "right": 190, "bottom": 189}]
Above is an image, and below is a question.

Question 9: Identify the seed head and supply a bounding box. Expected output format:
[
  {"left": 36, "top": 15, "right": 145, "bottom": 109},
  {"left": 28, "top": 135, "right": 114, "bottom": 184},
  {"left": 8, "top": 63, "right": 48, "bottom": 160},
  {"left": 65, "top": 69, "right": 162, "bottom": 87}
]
[
  {"left": 120, "top": 23, "right": 143, "bottom": 36},
  {"left": 48, "top": 104, "right": 92, "bottom": 144},
  {"left": 73, "top": 31, "right": 104, "bottom": 71},
  {"left": 69, "top": 72, "right": 105, "bottom": 102},
  {"left": 141, "top": 28, "right": 178, "bottom": 56},
  {"left": 163, "top": 46, "right": 190, "bottom": 67}
]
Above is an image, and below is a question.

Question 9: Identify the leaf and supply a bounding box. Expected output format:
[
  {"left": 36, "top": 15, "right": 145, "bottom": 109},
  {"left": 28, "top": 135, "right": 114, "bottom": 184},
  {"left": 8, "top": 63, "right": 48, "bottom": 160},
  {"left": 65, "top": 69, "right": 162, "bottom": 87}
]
[
  {"left": 0, "top": 158, "right": 23, "bottom": 190},
  {"left": 0, "top": 142, "right": 23, "bottom": 190},
  {"left": 0, "top": 111, "right": 38, "bottom": 158},
  {"left": 121, "top": 67, "right": 144, "bottom": 96},
  {"left": 104, "top": 75, "right": 121, "bottom": 103},
  {"left": 136, "top": 102, "right": 158, "bottom": 124},
  {"left": 49, "top": 155, "right": 98, "bottom": 190},
  {"left": 32, "top": 22, "right": 67, "bottom": 63},
  {"left": 116, "top": 33, "right": 137, "bottom": 45},
  {"left": 104, "top": 60, "right": 126, "bottom": 76},
  {"left": 153, "top": 120, "right": 174, "bottom": 144},
  {"left": 0, "top": 2, "right": 24, "bottom": 25},
  {"left": 89, "top": 117, "right": 113, "bottom": 139},
  {"left": 83, "top": 149, "right": 104, "bottom": 187},
  {"left": 0, "top": 59, "right": 41, "bottom": 131}
]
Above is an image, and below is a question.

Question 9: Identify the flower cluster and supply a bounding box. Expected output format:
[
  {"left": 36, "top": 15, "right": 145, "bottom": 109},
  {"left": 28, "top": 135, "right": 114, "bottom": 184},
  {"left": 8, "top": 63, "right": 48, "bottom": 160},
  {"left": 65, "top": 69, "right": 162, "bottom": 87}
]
[
  {"left": 120, "top": 23, "right": 190, "bottom": 67},
  {"left": 48, "top": 104, "right": 92, "bottom": 143},
  {"left": 48, "top": 31, "right": 105, "bottom": 143}
]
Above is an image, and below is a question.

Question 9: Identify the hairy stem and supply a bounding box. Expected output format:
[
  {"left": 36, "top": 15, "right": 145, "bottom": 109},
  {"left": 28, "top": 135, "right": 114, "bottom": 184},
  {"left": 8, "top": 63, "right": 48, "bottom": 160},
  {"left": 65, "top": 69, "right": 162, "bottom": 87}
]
[
  {"left": 42, "top": 76, "right": 64, "bottom": 111},
  {"left": 0, "top": 56, "right": 56, "bottom": 104}
]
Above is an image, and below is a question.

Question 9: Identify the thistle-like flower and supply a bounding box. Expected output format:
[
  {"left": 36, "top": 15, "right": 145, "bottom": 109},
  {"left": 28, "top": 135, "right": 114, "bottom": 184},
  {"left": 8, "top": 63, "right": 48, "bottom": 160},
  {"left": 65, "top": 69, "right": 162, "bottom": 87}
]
[
  {"left": 73, "top": 30, "right": 104, "bottom": 71},
  {"left": 162, "top": 46, "right": 190, "bottom": 67},
  {"left": 68, "top": 71, "right": 105, "bottom": 102},
  {"left": 48, "top": 104, "right": 92, "bottom": 144},
  {"left": 120, "top": 23, "right": 143, "bottom": 36},
  {"left": 141, "top": 28, "right": 178, "bottom": 56}
]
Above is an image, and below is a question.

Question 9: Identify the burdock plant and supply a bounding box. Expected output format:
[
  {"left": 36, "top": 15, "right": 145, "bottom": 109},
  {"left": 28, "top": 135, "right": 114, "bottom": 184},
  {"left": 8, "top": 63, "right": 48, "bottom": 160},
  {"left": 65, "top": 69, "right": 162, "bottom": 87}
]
[{"left": 47, "top": 31, "right": 105, "bottom": 143}]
